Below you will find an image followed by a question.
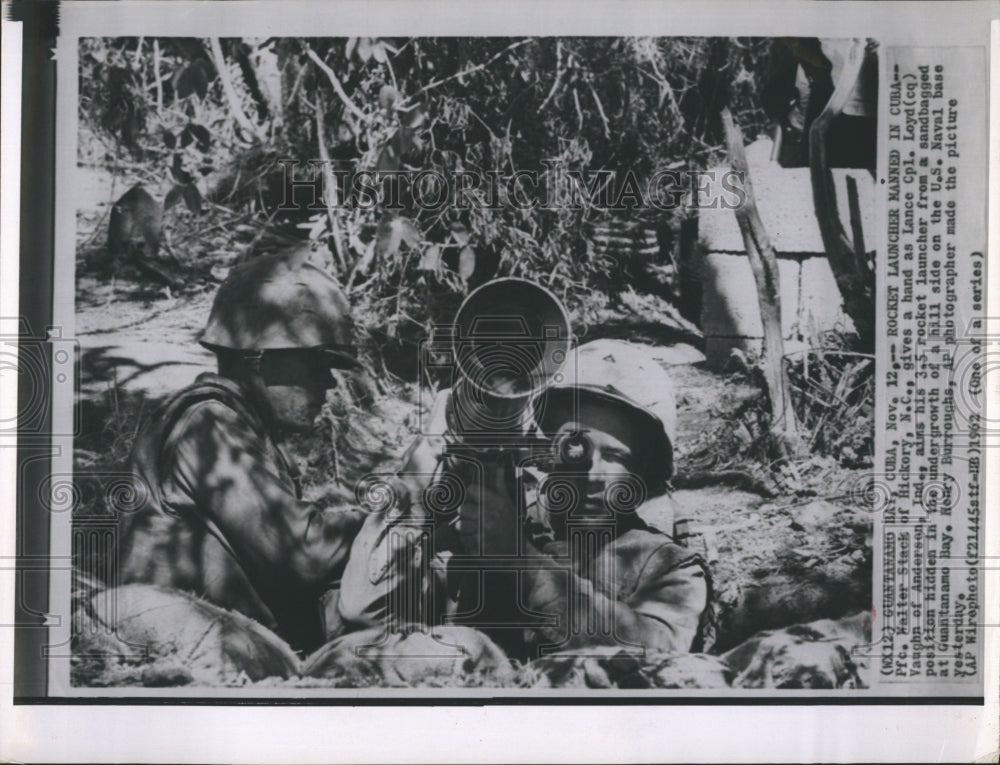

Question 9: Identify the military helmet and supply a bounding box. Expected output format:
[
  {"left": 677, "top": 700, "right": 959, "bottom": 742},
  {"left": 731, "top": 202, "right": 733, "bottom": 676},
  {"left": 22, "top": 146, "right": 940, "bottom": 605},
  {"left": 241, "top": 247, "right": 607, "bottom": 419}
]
[
  {"left": 532, "top": 339, "right": 678, "bottom": 486},
  {"left": 200, "top": 247, "right": 357, "bottom": 367}
]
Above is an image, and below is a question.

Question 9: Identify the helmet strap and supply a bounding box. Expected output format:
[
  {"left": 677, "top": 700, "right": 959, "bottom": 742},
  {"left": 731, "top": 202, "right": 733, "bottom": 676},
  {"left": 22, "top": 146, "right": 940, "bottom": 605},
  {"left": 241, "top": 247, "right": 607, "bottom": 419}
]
[
  {"left": 242, "top": 349, "right": 265, "bottom": 374},
  {"left": 226, "top": 350, "right": 279, "bottom": 433},
  {"left": 235, "top": 362, "right": 290, "bottom": 442}
]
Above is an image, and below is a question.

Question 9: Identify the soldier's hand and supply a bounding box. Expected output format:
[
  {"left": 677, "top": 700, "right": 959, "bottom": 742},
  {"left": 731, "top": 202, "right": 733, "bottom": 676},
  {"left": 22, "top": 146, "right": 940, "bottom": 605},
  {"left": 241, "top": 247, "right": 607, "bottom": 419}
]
[
  {"left": 457, "top": 453, "right": 520, "bottom": 556},
  {"left": 394, "top": 388, "right": 458, "bottom": 502},
  {"left": 401, "top": 435, "right": 443, "bottom": 473},
  {"left": 396, "top": 433, "right": 447, "bottom": 500}
]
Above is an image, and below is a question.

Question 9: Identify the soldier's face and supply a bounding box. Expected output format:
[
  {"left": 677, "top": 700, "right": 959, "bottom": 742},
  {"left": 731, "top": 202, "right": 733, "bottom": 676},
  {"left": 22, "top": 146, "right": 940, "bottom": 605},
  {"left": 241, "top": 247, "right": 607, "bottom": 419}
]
[
  {"left": 546, "top": 398, "right": 646, "bottom": 515},
  {"left": 259, "top": 350, "right": 333, "bottom": 432},
  {"left": 264, "top": 385, "right": 326, "bottom": 432}
]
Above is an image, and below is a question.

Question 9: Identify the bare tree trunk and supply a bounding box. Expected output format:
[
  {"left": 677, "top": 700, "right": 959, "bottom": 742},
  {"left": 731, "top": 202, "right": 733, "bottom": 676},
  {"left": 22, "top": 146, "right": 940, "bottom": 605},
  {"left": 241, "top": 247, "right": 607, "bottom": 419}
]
[
  {"left": 313, "top": 93, "right": 349, "bottom": 275},
  {"left": 134, "top": 37, "right": 147, "bottom": 99},
  {"left": 808, "top": 39, "right": 875, "bottom": 351},
  {"left": 208, "top": 38, "right": 264, "bottom": 142},
  {"left": 721, "top": 108, "right": 804, "bottom": 458},
  {"left": 152, "top": 39, "right": 163, "bottom": 112}
]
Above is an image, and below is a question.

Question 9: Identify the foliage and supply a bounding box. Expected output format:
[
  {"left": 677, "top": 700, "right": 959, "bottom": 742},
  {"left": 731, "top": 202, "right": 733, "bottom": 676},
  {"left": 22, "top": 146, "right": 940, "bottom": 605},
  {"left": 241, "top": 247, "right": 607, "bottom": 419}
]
[
  {"left": 785, "top": 336, "right": 875, "bottom": 468},
  {"left": 672, "top": 327, "right": 874, "bottom": 481},
  {"left": 78, "top": 35, "right": 773, "bottom": 371}
]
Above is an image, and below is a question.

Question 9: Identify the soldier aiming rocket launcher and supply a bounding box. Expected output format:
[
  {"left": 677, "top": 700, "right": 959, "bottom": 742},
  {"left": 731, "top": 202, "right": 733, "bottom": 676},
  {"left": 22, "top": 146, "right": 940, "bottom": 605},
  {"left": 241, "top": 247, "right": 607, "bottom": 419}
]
[{"left": 420, "top": 277, "right": 593, "bottom": 469}]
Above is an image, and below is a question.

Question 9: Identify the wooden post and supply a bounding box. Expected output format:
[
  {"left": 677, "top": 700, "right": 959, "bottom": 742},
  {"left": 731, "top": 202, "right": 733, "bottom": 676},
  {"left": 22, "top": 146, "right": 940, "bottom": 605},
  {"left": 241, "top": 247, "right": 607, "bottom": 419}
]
[
  {"left": 808, "top": 39, "right": 875, "bottom": 351},
  {"left": 721, "top": 108, "right": 803, "bottom": 458}
]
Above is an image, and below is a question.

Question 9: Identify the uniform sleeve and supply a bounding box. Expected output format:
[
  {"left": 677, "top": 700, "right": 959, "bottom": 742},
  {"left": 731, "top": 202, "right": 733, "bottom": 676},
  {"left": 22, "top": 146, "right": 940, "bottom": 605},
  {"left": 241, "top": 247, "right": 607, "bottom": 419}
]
[
  {"left": 621, "top": 543, "right": 709, "bottom": 652},
  {"left": 522, "top": 538, "right": 708, "bottom": 653},
  {"left": 163, "top": 400, "right": 365, "bottom": 594}
]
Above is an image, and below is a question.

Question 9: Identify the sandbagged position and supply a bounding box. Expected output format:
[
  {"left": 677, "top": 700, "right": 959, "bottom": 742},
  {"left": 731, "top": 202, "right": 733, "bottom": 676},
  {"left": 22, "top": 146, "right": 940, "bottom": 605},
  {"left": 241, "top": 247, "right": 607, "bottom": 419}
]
[{"left": 74, "top": 584, "right": 301, "bottom": 686}]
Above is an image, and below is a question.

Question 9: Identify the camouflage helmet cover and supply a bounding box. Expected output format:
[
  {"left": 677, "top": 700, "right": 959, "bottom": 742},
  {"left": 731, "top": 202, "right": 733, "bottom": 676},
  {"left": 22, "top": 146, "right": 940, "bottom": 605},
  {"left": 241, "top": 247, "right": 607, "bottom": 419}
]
[
  {"left": 200, "top": 247, "right": 356, "bottom": 366},
  {"left": 532, "top": 338, "right": 678, "bottom": 484}
]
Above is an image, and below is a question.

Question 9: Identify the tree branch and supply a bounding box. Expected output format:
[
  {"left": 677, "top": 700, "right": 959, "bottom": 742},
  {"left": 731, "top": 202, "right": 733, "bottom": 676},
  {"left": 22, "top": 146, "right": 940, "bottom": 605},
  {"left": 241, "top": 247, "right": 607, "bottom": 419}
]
[
  {"left": 313, "top": 94, "right": 349, "bottom": 275},
  {"left": 403, "top": 38, "right": 533, "bottom": 103},
  {"left": 152, "top": 39, "right": 163, "bottom": 112},
  {"left": 208, "top": 37, "right": 264, "bottom": 141},
  {"left": 305, "top": 45, "right": 367, "bottom": 122},
  {"left": 587, "top": 82, "right": 611, "bottom": 139},
  {"left": 808, "top": 39, "right": 875, "bottom": 350},
  {"left": 538, "top": 40, "right": 564, "bottom": 112},
  {"left": 722, "top": 107, "right": 803, "bottom": 457}
]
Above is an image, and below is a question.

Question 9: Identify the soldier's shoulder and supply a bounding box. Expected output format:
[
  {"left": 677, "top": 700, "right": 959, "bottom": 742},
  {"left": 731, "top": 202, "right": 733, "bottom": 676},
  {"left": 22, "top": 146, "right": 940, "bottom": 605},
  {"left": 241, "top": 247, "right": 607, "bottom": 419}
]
[
  {"left": 635, "top": 492, "right": 677, "bottom": 534},
  {"left": 162, "top": 374, "right": 251, "bottom": 414},
  {"left": 156, "top": 374, "right": 263, "bottom": 446},
  {"left": 616, "top": 526, "right": 676, "bottom": 551}
]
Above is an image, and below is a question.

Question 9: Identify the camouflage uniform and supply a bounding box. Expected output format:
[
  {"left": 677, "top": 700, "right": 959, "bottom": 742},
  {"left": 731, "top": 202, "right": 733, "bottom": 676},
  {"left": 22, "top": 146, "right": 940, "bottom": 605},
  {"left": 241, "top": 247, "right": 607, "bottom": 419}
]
[
  {"left": 121, "top": 372, "right": 364, "bottom": 652},
  {"left": 332, "top": 429, "right": 711, "bottom": 662},
  {"left": 117, "top": 249, "right": 365, "bottom": 653}
]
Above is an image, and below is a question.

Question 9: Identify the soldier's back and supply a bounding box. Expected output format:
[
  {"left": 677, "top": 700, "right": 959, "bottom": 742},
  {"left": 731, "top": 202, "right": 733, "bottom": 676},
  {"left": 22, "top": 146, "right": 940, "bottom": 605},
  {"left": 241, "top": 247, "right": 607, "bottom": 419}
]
[{"left": 119, "top": 374, "right": 279, "bottom": 628}]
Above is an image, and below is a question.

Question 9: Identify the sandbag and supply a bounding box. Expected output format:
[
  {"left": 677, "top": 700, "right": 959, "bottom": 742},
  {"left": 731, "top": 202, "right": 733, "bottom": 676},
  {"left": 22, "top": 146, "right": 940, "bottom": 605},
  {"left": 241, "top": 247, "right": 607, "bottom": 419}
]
[
  {"left": 302, "top": 624, "right": 513, "bottom": 686},
  {"left": 74, "top": 584, "right": 301, "bottom": 686},
  {"left": 518, "top": 647, "right": 732, "bottom": 689},
  {"left": 723, "top": 610, "right": 871, "bottom": 688}
]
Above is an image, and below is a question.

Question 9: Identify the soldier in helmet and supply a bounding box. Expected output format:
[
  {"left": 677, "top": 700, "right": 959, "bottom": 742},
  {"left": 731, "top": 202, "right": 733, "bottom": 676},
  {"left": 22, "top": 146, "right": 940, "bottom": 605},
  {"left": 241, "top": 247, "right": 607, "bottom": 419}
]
[
  {"left": 443, "top": 339, "right": 712, "bottom": 659},
  {"left": 119, "top": 247, "right": 367, "bottom": 653},
  {"left": 338, "top": 336, "right": 713, "bottom": 661},
  {"left": 521, "top": 339, "right": 712, "bottom": 654}
]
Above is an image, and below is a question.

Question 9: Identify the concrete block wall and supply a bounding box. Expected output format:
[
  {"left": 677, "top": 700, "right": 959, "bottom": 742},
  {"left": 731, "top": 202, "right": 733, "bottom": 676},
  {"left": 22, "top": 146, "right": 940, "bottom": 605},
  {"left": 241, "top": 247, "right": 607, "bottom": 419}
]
[
  {"left": 799, "top": 255, "right": 856, "bottom": 337},
  {"left": 700, "top": 251, "right": 854, "bottom": 369},
  {"left": 692, "top": 138, "right": 867, "bottom": 370}
]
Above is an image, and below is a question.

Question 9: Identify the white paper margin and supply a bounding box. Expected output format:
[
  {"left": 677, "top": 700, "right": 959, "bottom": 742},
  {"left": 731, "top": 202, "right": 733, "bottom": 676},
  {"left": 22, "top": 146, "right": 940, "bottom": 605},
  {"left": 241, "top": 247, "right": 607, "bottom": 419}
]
[{"left": 1, "top": 1, "right": 998, "bottom": 762}]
